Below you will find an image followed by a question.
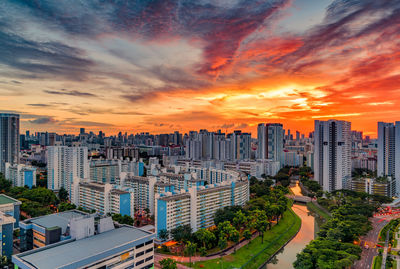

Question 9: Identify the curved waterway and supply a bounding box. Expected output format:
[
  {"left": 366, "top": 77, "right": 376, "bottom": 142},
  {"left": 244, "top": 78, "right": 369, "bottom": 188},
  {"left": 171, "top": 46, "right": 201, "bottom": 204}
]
[{"left": 263, "top": 184, "right": 319, "bottom": 269}]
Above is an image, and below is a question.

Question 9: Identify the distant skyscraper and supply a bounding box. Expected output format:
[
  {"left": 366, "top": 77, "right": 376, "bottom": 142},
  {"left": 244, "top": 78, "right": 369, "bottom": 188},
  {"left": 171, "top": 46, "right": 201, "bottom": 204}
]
[
  {"left": 314, "top": 120, "right": 351, "bottom": 192},
  {"left": 47, "top": 146, "right": 89, "bottom": 192},
  {"left": 232, "top": 131, "right": 251, "bottom": 160},
  {"left": 377, "top": 122, "right": 400, "bottom": 195},
  {"left": 0, "top": 113, "right": 20, "bottom": 174},
  {"left": 257, "top": 123, "right": 284, "bottom": 166},
  {"left": 80, "top": 128, "right": 85, "bottom": 135}
]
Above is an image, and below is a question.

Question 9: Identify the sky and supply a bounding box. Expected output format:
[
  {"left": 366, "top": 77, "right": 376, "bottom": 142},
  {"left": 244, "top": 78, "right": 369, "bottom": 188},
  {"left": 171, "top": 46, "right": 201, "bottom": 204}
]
[{"left": 0, "top": 0, "right": 399, "bottom": 137}]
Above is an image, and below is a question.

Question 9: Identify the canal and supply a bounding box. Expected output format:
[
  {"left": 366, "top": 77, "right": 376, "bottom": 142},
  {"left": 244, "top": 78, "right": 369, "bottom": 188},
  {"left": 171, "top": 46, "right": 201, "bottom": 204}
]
[{"left": 264, "top": 184, "right": 320, "bottom": 269}]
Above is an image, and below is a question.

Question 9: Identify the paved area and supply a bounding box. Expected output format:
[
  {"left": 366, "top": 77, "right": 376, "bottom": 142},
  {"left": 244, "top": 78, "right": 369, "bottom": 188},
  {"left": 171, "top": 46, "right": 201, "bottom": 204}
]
[
  {"left": 381, "top": 229, "right": 390, "bottom": 269},
  {"left": 154, "top": 231, "right": 259, "bottom": 267},
  {"left": 353, "top": 217, "right": 388, "bottom": 269}
]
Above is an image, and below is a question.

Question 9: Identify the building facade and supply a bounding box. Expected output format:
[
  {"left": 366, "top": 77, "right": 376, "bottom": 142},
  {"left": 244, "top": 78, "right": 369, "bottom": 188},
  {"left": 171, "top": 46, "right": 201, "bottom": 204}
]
[
  {"left": 0, "top": 113, "right": 19, "bottom": 174},
  {"left": 5, "top": 163, "right": 36, "bottom": 188},
  {"left": 0, "top": 211, "right": 15, "bottom": 258},
  {"left": 71, "top": 180, "right": 134, "bottom": 217},
  {"left": 155, "top": 177, "right": 249, "bottom": 239},
  {"left": 257, "top": 123, "right": 284, "bottom": 166},
  {"left": 377, "top": 122, "right": 400, "bottom": 195},
  {"left": 314, "top": 120, "right": 352, "bottom": 192},
  {"left": 14, "top": 226, "right": 155, "bottom": 269},
  {"left": 47, "top": 146, "right": 89, "bottom": 191}
]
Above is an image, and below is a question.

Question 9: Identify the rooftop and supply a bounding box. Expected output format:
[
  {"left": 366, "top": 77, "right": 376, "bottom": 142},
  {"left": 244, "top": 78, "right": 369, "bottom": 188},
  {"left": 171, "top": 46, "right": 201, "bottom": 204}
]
[
  {"left": 24, "top": 210, "right": 89, "bottom": 233},
  {"left": 0, "top": 194, "right": 21, "bottom": 205},
  {"left": 15, "top": 226, "right": 153, "bottom": 269}
]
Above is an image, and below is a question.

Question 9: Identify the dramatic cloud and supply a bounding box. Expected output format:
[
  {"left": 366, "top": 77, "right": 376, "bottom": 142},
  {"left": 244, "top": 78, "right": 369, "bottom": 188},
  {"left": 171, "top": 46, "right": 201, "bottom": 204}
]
[
  {"left": 43, "top": 89, "right": 98, "bottom": 97},
  {"left": 0, "top": 0, "right": 399, "bottom": 135},
  {"left": 29, "top": 117, "right": 58, "bottom": 124}
]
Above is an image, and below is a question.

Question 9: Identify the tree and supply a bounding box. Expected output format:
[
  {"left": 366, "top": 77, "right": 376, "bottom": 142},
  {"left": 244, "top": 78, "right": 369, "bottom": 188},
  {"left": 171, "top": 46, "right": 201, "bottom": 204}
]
[
  {"left": 214, "top": 206, "right": 242, "bottom": 226},
  {"left": 230, "top": 229, "right": 240, "bottom": 252},
  {"left": 233, "top": 210, "right": 247, "bottom": 231},
  {"left": 243, "top": 229, "right": 252, "bottom": 242},
  {"left": 218, "top": 236, "right": 227, "bottom": 251},
  {"left": 159, "top": 258, "right": 177, "bottom": 269},
  {"left": 58, "top": 202, "right": 76, "bottom": 212},
  {"left": 194, "top": 228, "right": 215, "bottom": 249},
  {"left": 158, "top": 229, "right": 169, "bottom": 242},
  {"left": 171, "top": 225, "right": 192, "bottom": 243},
  {"left": 252, "top": 210, "right": 269, "bottom": 243},
  {"left": 58, "top": 187, "right": 69, "bottom": 202},
  {"left": 217, "top": 221, "right": 235, "bottom": 240},
  {"left": 144, "top": 208, "right": 150, "bottom": 215},
  {"left": 184, "top": 241, "right": 197, "bottom": 266}
]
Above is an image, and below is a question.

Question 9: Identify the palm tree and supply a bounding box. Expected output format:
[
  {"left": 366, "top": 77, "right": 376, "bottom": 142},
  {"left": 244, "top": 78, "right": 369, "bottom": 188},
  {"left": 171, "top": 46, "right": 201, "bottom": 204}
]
[
  {"left": 184, "top": 241, "right": 197, "bottom": 266},
  {"left": 158, "top": 229, "right": 169, "bottom": 242}
]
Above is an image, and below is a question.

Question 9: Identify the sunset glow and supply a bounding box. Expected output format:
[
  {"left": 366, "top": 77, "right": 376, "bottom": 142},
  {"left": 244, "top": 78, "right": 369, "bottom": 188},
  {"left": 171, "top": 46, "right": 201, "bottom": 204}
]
[{"left": 1, "top": 0, "right": 399, "bottom": 136}]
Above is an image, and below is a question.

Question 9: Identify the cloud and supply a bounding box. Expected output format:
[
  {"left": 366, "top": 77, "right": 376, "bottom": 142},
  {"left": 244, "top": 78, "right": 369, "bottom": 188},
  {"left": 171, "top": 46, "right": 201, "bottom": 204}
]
[
  {"left": 29, "top": 117, "right": 58, "bottom": 124},
  {"left": 0, "top": 30, "right": 94, "bottom": 80},
  {"left": 65, "top": 121, "right": 114, "bottom": 127},
  {"left": 27, "top": 104, "right": 52, "bottom": 107},
  {"left": 43, "top": 89, "right": 98, "bottom": 97}
]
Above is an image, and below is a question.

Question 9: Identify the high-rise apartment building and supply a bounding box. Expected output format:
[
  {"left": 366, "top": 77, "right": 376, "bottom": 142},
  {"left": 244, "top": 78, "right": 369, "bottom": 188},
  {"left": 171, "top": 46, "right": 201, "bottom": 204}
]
[
  {"left": 0, "top": 113, "right": 20, "bottom": 174},
  {"left": 47, "top": 146, "right": 89, "bottom": 191},
  {"left": 257, "top": 123, "right": 284, "bottom": 166},
  {"left": 231, "top": 131, "right": 251, "bottom": 161},
  {"left": 377, "top": 122, "right": 400, "bottom": 195},
  {"left": 314, "top": 120, "right": 351, "bottom": 192}
]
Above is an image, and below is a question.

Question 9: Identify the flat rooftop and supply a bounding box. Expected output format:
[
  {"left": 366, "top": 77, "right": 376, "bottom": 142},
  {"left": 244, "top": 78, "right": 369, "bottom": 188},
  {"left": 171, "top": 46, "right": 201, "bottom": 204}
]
[
  {"left": 15, "top": 226, "right": 153, "bottom": 269},
  {"left": 0, "top": 194, "right": 21, "bottom": 205},
  {"left": 25, "top": 210, "right": 89, "bottom": 233}
]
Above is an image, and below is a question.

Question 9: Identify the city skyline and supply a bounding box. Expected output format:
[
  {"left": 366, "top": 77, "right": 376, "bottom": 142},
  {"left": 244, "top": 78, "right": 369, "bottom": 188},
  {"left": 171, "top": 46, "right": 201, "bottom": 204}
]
[{"left": 1, "top": 0, "right": 399, "bottom": 136}]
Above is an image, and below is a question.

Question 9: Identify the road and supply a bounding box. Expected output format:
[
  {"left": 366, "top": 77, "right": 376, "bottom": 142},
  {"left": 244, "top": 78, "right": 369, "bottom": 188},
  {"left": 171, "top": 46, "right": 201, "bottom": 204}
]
[{"left": 353, "top": 217, "right": 388, "bottom": 269}]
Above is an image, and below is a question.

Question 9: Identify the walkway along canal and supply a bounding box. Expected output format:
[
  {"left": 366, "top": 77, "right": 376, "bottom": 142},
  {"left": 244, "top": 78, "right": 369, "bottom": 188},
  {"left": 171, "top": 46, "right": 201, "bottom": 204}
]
[{"left": 263, "top": 184, "right": 320, "bottom": 269}]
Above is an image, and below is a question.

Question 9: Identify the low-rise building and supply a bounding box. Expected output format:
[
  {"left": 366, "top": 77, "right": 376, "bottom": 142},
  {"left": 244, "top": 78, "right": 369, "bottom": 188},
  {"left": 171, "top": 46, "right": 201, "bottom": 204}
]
[
  {"left": 19, "top": 210, "right": 92, "bottom": 251},
  {"left": 5, "top": 163, "right": 36, "bottom": 188},
  {"left": 13, "top": 226, "right": 155, "bottom": 269},
  {"left": 0, "top": 194, "right": 21, "bottom": 228},
  {"left": 351, "top": 177, "right": 393, "bottom": 197},
  {"left": 0, "top": 211, "right": 15, "bottom": 258}
]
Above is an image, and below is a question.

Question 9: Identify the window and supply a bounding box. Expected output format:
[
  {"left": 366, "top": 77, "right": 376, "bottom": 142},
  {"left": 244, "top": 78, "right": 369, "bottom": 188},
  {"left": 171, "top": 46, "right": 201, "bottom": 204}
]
[{"left": 135, "top": 260, "right": 144, "bottom": 266}]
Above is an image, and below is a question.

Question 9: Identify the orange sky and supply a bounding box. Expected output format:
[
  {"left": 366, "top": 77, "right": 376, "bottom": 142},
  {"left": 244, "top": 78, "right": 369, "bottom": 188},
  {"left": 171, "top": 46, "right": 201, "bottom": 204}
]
[{"left": 1, "top": 0, "right": 399, "bottom": 137}]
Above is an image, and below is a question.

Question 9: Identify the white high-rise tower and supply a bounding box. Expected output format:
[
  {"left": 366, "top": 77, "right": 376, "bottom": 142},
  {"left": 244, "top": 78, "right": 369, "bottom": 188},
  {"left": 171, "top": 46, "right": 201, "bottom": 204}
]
[
  {"left": 314, "top": 120, "right": 351, "bottom": 192},
  {"left": 47, "top": 146, "right": 89, "bottom": 191}
]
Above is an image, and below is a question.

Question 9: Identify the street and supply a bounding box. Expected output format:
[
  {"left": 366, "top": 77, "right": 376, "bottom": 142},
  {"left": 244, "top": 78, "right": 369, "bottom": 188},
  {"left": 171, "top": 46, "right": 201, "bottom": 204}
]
[{"left": 353, "top": 217, "right": 388, "bottom": 269}]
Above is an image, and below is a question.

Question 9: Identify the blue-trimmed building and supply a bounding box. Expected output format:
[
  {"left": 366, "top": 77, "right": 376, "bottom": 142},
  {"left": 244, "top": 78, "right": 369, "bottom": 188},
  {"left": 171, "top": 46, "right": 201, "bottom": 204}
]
[
  {"left": 155, "top": 180, "right": 249, "bottom": 240},
  {"left": 19, "top": 210, "right": 91, "bottom": 251},
  {"left": 5, "top": 163, "right": 36, "bottom": 188},
  {"left": 71, "top": 180, "right": 135, "bottom": 217},
  {"left": 0, "top": 211, "right": 16, "bottom": 259},
  {"left": 13, "top": 226, "right": 155, "bottom": 269},
  {"left": 0, "top": 194, "right": 21, "bottom": 229}
]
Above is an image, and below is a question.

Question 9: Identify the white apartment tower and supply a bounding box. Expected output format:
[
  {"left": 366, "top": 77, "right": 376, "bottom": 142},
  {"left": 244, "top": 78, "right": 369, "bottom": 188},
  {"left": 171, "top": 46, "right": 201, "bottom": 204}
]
[
  {"left": 314, "top": 120, "right": 351, "bottom": 192},
  {"left": 47, "top": 146, "right": 89, "bottom": 191},
  {"left": 377, "top": 122, "right": 400, "bottom": 195},
  {"left": 257, "top": 123, "right": 284, "bottom": 166},
  {"left": 0, "top": 113, "right": 20, "bottom": 174}
]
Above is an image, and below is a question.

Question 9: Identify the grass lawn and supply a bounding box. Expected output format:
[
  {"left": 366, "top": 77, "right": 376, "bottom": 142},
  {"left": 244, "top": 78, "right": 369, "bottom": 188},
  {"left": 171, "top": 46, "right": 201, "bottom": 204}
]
[
  {"left": 188, "top": 207, "right": 301, "bottom": 269},
  {"left": 307, "top": 202, "right": 331, "bottom": 220},
  {"left": 372, "top": 255, "right": 382, "bottom": 269},
  {"left": 393, "top": 259, "right": 397, "bottom": 269}
]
